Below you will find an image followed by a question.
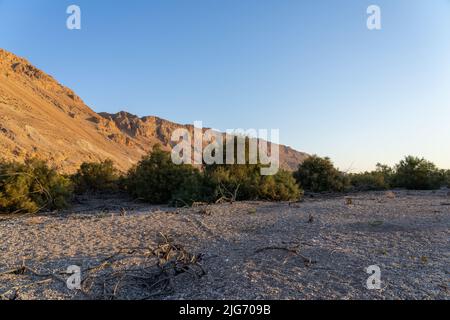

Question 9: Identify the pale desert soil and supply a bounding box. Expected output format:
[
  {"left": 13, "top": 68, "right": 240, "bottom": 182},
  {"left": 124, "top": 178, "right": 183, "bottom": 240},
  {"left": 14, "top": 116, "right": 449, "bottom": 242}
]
[{"left": 0, "top": 190, "right": 449, "bottom": 300}]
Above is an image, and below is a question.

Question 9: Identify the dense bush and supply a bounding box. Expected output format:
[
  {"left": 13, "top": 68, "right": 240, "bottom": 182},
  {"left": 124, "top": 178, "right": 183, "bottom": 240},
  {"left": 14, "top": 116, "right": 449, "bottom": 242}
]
[
  {"left": 4, "top": 149, "right": 446, "bottom": 214},
  {"left": 349, "top": 171, "right": 389, "bottom": 191},
  {"left": 124, "top": 146, "right": 205, "bottom": 205},
  {"left": 297, "top": 155, "right": 447, "bottom": 193},
  {"left": 392, "top": 156, "right": 444, "bottom": 190},
  {"left": 203, "top": 163, "right": 303, "bottom": 202},
  {"left": 125, "top": 138, "right": 303, "bottom": 205},
  {"left": 294, "top": 155, "right": 349, "bottom": 193},
  {"left": 203, "top": 135, "right": 303, "bottom": 202},
  {"left": 72, "top": 159, "right": 120, "bottom": 193},
  {"left": 350, "top": 157, "right": 447, "bottom": 191},
  {"left": 259, "top": 170, "right": 303, "bottom": 201},
  {"left": 204, "top": 163, "right": 261, "bottom": 201},
  {"left": 0, "top": 159, "right": 72, "bottom": 214},
  {"left": 349, "top": 164, "right": 393, "bottom": 191},
  {"left": 296, "top": 155, "right": 447, "bottom": 193},
  {"left": 203, "top": 136, "right": 262, "bottom": 201},
  {"left": 444, "top": 170, "right": 450, "bottom": 187},
  {"left": 170, "top": 171, "right": 212, "bottom": 206},
  {"left": 374, "top": 163, "right": 395, "bottom": 185}
]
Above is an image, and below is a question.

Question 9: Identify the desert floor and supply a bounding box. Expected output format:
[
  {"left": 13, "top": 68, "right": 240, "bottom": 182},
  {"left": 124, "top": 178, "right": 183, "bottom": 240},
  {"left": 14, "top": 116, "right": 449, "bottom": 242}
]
[{"left": 0, "top": 190, "right": 449, "bottom": 300}]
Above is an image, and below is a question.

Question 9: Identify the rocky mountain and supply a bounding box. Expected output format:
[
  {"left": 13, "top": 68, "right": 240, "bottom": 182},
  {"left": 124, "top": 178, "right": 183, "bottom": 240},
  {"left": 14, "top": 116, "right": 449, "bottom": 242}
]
[{"left": 0, "top": 49, "right": 309, "bottom": 173}]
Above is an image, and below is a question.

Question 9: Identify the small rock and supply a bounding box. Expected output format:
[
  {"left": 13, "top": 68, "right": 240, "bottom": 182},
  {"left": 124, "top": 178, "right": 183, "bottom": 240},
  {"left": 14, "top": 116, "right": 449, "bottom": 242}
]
[{"left": 385, "top": 191, "right": 396, "bottom": 199}]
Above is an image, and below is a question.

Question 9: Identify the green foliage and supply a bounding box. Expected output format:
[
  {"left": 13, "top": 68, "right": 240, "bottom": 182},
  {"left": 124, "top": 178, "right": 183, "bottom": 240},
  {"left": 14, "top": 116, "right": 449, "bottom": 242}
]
[
  {"left": 0, "top": 159, "right": 72, "bottom": 214},
  {"left": 259, "top": 170, "right": 303, "bottom": 201},
  {"left": 125, "top": 146, "right": 204, "bottom": 205},
  {"left": 375, "top": 163, "right": 395, "bottom": 185},
  {"left": 72, "top": 159, "right": 120, "bottom": 194},
  {"left": 444, "top": 170, "right": 450, "bottom": 187},
  {"left": 125, "top": 139, "right": 303, "bottom": 205},
  {"left": 294, "top": 155, "right": 349, "bottom": 193},
  {"left": 203, "top": 135, "right": 303, "bottom": 202},
  {"left": 204, "top": 165, "right": 302, "bottom": 202},
  {"left": 204, "top": 163, "right": 261, "bottom": 201},
  {"left": 392, "top": 156, "right": 444, "bottom": 190},
  {"left": 350, "top": 164, "right": 392, "bottom": 191},
  {"left": 349, "top": 172, "right": 389, "bottom": 191},
  {"left": 296, "top": 155, "right": 447, "bottom": 193},
  {"left": 170, "top": 171, "right": 212, "bottom": 207}
]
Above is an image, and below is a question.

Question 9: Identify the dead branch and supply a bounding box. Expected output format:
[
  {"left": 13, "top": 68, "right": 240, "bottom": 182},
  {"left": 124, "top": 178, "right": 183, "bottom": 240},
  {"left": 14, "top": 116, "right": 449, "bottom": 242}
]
[
  {"left": 216, "top": 183, "right": 240, "bottom": 204},
  {"left": 255, "top": 246, "right": 299, "bottom": 255},
  {"left": 0, "top": 233, "right": 205, "bottom": 300},
  {"left": 255, "top": 245, "right": 316, "bottom": 266}
]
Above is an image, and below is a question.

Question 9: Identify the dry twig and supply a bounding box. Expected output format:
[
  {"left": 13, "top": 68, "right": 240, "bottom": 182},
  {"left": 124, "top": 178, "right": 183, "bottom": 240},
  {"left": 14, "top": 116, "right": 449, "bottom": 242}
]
[{"left": 0, "top": 233, "right": 205, "bottom": 300}]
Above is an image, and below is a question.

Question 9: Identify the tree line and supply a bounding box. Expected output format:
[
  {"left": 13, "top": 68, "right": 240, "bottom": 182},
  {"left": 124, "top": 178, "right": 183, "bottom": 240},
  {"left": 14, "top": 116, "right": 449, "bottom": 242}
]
[{"left": 1, "top": 146, "right": 449, "bottom": 215}]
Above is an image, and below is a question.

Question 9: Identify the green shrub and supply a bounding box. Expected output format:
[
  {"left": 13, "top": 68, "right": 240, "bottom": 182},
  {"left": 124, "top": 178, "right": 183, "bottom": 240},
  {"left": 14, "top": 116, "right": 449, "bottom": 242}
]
[
  {"left": 72, "top": 159, "right": 120, "bottom": 193},
  {"left": 205, "top": 165, "right": 302, "bottom": 202},
  {"left": 125, "top": 146, "right": 204, "bottom": 205},
  {"left": 294, "top": 155, "right": 349, "bottom": 193},
  {"left": 203, "top": 135, "right": 302, "bottom": 202},
  {"left": 170, "top": 172, "right": 212, "bottom": 206},
  {"left": 203, "top": 135, "right": 263, "bottom": 201},
  {"left": 350, "top": 171, "right": 389, "bottom": 191},
  {"left": 204, "top": 163, "right": 262, "bottom": 201},
  {"left": 126, "top": 138, "right": 303, "bottom": 205},
  {"left": 0, "top": 159, "right": 72, "bottom": 214},
  {"left": 392, "top": 156, "right": 444, "bottom": 190},
  {"left": 437, "top": 169, "right": 450, "bottom": 188},
  {"left": 444, "top": 170, "right": 450, "bottom": 187},
  {"left": 259, "top": 170, "right": 303, "bottom": 201},
  {"left": 375, "top": 163, "right": 395, "bottom": 186}
]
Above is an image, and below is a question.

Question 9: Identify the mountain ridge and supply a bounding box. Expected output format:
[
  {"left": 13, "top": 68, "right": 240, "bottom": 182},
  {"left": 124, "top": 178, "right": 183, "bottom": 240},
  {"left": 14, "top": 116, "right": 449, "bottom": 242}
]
[{"left": 0, "top": 48, "right": 309, "bottom": 173}]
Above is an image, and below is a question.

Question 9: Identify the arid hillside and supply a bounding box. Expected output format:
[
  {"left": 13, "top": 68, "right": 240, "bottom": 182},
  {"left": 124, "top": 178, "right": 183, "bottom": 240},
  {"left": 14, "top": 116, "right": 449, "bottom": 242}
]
[{"left": 0, "top": 49, "right": 308, "bottom": 173}]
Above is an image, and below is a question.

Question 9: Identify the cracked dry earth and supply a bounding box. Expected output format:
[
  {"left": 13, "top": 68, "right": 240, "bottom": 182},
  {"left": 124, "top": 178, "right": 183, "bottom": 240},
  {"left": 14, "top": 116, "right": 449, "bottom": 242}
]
[{"left": 0, "top": 190, "right": 449, "bottom": 300}]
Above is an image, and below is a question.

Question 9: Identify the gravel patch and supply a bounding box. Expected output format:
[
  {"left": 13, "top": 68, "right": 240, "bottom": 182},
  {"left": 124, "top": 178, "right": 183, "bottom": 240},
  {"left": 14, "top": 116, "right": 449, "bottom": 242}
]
[{"left": 0, "top": 190, "right": 449, "bottom": 300}]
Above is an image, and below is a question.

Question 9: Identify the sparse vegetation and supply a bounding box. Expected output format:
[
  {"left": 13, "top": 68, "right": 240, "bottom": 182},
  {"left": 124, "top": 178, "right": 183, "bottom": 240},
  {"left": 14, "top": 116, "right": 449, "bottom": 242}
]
[
  {"left": 71, "top": 159, "right": 120, "bottom": 194},
  {"left": 296, "top": 155, "right": 448, "bottom": 193},
  {"left": 0, "top": 159, "right": 72, "bottom": 214},
  {"left": 350, "top": 157, "right": 447, "bottom": 191},
  {"left": 1, "top": 152, "right": 448, "bottom": 214}
]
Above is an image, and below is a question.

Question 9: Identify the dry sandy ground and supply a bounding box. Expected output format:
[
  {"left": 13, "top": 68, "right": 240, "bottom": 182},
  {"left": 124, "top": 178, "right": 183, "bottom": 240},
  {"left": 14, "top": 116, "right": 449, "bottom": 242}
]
[{"left": 0, "top": 190, "right": 449, "bottom": 300}]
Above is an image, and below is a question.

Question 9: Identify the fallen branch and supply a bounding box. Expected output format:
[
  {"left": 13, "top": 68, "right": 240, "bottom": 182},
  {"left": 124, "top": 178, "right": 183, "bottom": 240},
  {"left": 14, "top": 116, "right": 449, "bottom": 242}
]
[
  {"left": 0, "top": 233, "right": 206, "bottom": 300},
  {"left": 255, "top": 245, "right": 316, "bottom": 266}
]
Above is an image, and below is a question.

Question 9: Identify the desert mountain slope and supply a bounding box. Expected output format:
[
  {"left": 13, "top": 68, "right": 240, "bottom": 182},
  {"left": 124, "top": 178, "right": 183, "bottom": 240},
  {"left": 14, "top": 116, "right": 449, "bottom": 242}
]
[{"left": 0, "top": 49, "right": 309, "bottom": 173}]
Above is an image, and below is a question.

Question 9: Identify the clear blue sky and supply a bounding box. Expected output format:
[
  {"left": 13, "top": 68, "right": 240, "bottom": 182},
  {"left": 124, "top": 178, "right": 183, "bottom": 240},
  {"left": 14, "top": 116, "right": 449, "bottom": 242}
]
[{"left": 1, "top": 0, "right": 449, "bottom": 171}]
